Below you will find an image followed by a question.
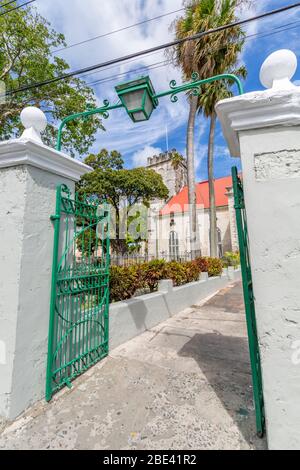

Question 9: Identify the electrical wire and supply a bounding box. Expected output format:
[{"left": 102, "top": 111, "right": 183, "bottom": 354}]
[
  {"left": 4, "top": 18, "right": 300, "bottom": 105},
  {"left": 0, "top": 0, "right": 20, "bottom": 9},
  {"left": 0, "top": 0, "right": 36, "bottom": 16},
  {"left": 3, "top": 2, "right": 300, "bottom": 97},
  {"left": 83, "top": 20, "right": 300, "bottom": 89},
  {"left": 86, "top": 60, "right": 171, "bottom": 87},
  {"left": 52, "top": 8, "right": 185, "bottom": 54}
]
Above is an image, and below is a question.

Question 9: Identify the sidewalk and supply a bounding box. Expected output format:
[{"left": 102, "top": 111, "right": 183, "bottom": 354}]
[{"left": 0, "top": 281, "right": 266, "bottom": 450}]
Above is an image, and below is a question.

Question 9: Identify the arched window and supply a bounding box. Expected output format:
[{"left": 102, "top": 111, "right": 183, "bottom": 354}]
[
  {"left": 217, "top": 228, "right": 223, "bottom": 258},
  {"left": 169, "top": 231, "right": 179, "bottom": 261}
]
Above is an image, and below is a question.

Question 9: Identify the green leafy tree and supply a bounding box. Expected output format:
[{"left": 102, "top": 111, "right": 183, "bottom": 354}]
[
  {"left": 77, "top": 149, "right": 169, "bottom": 255},
  {"left": 170, "top": 150, "right": 185, "bottom": 170},
  {"left": 171, "top": 0, "right": 247, "bottom": 258},
  {"left": 0, "top": 1, "right": 102, "bottom": 155}
]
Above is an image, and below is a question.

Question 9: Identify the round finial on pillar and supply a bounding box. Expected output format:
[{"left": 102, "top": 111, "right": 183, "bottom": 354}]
[
  {"left": 20, "top": 106, "right": 47, "bottom": 143},
  {"left": 260, "top": 49, "right": 297, "bottom": 90}
]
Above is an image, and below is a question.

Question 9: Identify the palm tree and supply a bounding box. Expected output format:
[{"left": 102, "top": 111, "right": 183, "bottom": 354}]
[
  {"left": 199, "top": 67, "right": 247, "bottom": 257},
  {"left": 171, "top": 0, "right": 246, "bottom": 259}
]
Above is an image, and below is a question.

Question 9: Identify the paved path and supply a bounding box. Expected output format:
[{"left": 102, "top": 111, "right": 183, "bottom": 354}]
[{"left": 0, "top": 281, "right": 266, "bottom": 450}]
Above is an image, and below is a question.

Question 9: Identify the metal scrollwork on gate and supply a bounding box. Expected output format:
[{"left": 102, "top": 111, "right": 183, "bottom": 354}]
[{"left": 46, "top": 185, "right": 110, "bottom": 401}]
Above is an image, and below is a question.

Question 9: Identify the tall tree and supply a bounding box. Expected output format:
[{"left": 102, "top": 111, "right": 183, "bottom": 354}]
[
  {"left": 0, "top": 0, "right": 101, "bottom": 155},
  {"left": 171, "top": 0, "right": 246, "bottom": 258},
  {"left": 200, "top": 67, "right": 246, "bottom": 256},
  {"left": 78, "top": 150, "right": 169, "bottom": 255}
]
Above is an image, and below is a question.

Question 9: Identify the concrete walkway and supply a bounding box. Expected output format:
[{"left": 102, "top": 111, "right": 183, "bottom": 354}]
[{"left": 0, "top": 281, "right": 266, "bottom": 450}]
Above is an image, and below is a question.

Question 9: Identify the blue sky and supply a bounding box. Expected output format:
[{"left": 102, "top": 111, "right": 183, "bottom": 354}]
[{"left": 36, "top": 0, "right": 300, "bottom": 181}]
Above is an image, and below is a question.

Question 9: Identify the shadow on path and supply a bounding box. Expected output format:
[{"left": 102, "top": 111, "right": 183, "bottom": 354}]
[{"left": 178, "top": 332, "right": 265, "bottom": 447}]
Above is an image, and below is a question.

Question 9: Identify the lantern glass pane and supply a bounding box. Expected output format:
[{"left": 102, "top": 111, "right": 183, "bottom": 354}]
[
  {"left": 132, "top": 111, "right": 146, "bottom": 122},
  {"left": 144, "top": 91, "right": 154, "bottom": 117},
  {"left": 122, "top": 89, "right": 144, "bottom": 112}
]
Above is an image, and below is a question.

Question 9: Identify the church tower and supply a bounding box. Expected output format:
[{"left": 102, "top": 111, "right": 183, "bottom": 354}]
[
  {"left": 147, "top": 149, "right": 187, "bottom": 198},
  {"left": 146, "top": 150, "right": 187, "bottom": 259}
]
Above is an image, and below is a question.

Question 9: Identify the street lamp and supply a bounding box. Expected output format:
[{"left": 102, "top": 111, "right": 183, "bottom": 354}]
[
  {"left": 56, "top": 72, "right": 244, "bottom": 151},
  {"left": 115, "top": 76, "right": 158, "bottom": 123}
]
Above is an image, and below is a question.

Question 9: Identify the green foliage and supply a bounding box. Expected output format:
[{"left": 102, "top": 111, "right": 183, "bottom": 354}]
[
  {"left": 110, "top": 265, "right": 143, "bottom": 302},
  {"left": 170, "top": 150, "right": 185, "bottom": 170},
  {"left": 0, "top": 1, "right": 101, "bottom": 155},
  {"left": 194, "top": 257, "right": 223, "bottom": 277},
  {"left": 173, "top": 0, "right": 246, "bottom": 83},
  {"left": 139, "top": 260, "right": 167, "bottom": 293},
  {"left": 193, "top": 257, "right": 209, "bottom": 273},
  {"left": 84, "top": 149, "right": 123, "bottom": 171},
  {"left": 78, "top": 149, "right": 169, "bottom": 255},
  {"left": 206, "top": 257, "right": 223, "bottom": 277},
  {"left": 165, "top": 261, "right": 199, "bottom": 286},
  {"left": 76, "top": 227, "right": 98, "bottom": 257},
  {"left": 109, "top": 257, "right": 223, "bottom": 303},
  {"left": 222, "top": 251, "right": 240, "bottom": 269},
  {"left": 183, "top": 261, "right": 202, "bottom": 283}
]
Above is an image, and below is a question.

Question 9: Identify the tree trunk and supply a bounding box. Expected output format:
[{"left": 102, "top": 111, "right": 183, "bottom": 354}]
[
  {"left": 208, "top": 110, "right": 218, "bottom": 258},
  {"left": 186, "top": 94, "right": 199, "bottom": 260}
]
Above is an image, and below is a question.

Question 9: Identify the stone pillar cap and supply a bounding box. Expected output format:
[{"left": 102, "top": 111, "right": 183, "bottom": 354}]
[
  {"left": 0, "top": 106, "right": 92, "bottom": 181},
  {"left": 216, "top": 49, "right": 300, "bottom": 158},
  {"left": 260, "top": 49, "right": 297, "bottom": 90},
  {"left": 20, "top": 106, "right": 47, "bottom": 143}
]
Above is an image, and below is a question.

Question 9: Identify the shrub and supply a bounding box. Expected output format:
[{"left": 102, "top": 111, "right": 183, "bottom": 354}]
[
  {"left": 222, "top": 251, "right": 240, "bottom": 269},
  {"left": 206, "top": 257, "right": 223, "bottom": 277},
  {"left": 109, "top": 257, "right": 221, "bottom": 303},
  {"left": 182, "top": 261, "right": 201, "bottom": 284},
  {"left": 194, "top": 257, "right": 209, "bottom": 273},
  {"left": 110, "top": 265, "right": 143, "bottom": 302},
  {"left": 139, "top": 259, "right": 166, "bottom": 292},
  {"left": 194, "top": 257, "right": 223, "bottom": 277},
  {"left": 163, "top": 261, "right": 189, "bottom": 286}
]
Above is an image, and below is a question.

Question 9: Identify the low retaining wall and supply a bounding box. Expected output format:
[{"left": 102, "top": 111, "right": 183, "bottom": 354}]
[{"left": 109, "top": 267, "right": 241, "bottom": 351}]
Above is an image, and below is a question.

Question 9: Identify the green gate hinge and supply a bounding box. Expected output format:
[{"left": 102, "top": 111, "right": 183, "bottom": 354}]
[{"left": 50, "top": 214, "right": 60, "bottom": 221}]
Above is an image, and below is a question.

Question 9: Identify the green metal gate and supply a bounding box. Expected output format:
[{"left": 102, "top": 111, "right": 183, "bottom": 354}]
[
  {"left": 231, "top": 167, "right": 265, "bottom": 437},
  {"left": 46, "top": 184, "right": 110, "bottom": 401}
]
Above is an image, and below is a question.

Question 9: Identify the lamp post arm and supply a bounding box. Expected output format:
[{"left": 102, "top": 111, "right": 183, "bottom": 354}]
[
  {"left": 55, "top": 73, "right": 243, "bottom": 151},
  {"left": 153, "top": 73, "right": 244, "bottom": 101},
  {"left": 56, "top": 102, "right": 124, "bottom": 151}
]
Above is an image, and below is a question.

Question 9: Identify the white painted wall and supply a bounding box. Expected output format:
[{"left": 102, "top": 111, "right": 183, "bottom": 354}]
[
  {"left": 239, "top": 127, "right": 300, "bottom": 450},
  {"left": 0, "top": 109, "right": 92, "bottom": 420},
  {"left": 0, "top": 164, "right": 75, "bottom": 419},
  {"left": 110, "top": 270, "right": 241, "bottom": 351},
  {"left": 155, "top": 206, "right": 231, "bottom": 258},
  {"left": 216, "top": 50, "right": 300, "bottom": 450},
  {"left": 0, "top": 167, "right": 27, "bottom": 418}
]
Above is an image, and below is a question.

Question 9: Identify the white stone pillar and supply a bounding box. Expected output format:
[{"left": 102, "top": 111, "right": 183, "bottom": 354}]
[
  {"left": 216, "top": 50, "right": 300, "bottom": 450},
  {"left": 0, "top": 107, "right": 91, "bottom": 420}
]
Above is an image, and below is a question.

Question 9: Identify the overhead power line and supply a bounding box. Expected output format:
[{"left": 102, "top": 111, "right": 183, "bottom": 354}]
[
  {"left": 14, "top": 16, "right": 300, "bottom": 106},
  {"left": 0, "top": 0, "right": 19, "bottom": 9},
  {"left": 80, "top": 49, "right": 165, "bottom": 81},
  {"left": 86, "top": 60, "right": 171, "bottom": 87},
  {"left": 4, "top": 2, "right": 300, "bottom": 97},
  {"left": 83, "top": 18, "right": 300, "bottom": 89},
  {"left": 0, "top": 0, "right": 36, "bottom": 16},
  {"left": 52, "top": 8, "right": 185, "bottom": 54}
]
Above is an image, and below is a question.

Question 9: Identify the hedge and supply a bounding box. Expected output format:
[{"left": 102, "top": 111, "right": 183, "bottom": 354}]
[
  {"left": 109, "top": 257, "right": 223, "bottom": 303},
  {"left": 222, "top": 251, "right": 240, "bottom": 269}
]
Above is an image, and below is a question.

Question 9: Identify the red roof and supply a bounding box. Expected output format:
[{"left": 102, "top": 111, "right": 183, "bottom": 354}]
[{"left": 161, "top": 175, "right": 232, "bottom": 216}]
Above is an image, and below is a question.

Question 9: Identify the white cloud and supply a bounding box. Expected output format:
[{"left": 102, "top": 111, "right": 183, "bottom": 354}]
[
  {"left": 132, "top": 145, "right": 162, "bottom": 167},
  {"left": 35, "top": 0, "right": 186, "bottom": 160}
]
